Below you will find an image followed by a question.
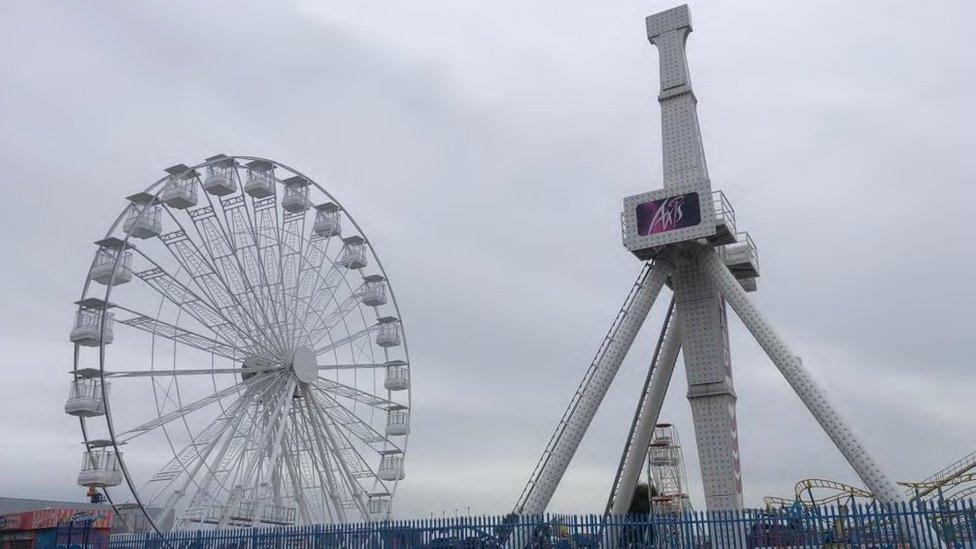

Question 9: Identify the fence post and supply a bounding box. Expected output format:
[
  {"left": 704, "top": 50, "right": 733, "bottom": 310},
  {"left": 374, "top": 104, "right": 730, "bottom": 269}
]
[{"left": 96, "top": 502, "right": 976, "bottom": 549}]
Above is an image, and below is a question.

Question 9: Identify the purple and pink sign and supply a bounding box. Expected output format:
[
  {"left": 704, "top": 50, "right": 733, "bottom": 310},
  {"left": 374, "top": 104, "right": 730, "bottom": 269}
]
[{"left": 635, "top": 192, "right": 701, "bottom": 236}]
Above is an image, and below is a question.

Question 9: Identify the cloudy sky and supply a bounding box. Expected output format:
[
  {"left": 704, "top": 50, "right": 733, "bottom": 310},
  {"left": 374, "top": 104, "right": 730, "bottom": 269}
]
[{"left": 1, "top": 0, "right": 974, "bottom": 518}]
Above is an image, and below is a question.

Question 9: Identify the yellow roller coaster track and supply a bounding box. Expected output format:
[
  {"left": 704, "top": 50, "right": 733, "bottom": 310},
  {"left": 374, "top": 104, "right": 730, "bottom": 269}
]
[
  {"left": 764, "top": 450, "right": 976, "bottom": 508},
  {"left": 763, "top": 479, "right": 874, "bottom": 510}
]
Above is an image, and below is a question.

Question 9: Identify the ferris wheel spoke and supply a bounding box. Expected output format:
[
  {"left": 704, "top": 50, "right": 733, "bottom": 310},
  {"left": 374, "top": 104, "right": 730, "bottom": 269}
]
[
  {"left": 186, "top": 201, "right": 292, "bottom": 356},
  {"left": 155, "top": 224, "right": 286, "bottom": 358},
  {"left": 216, "top": 190, "right": 295, "bottom": 354},
  {"left": 246, "top": 187, "right": 294, "bottom": 346},
  {"left": 119, "top": 374, "right": 277, "bottom": 442},
  {"left": 112, "top": 306, "right": 242, "bottom": 360},
  {"left": 312, "top": 394, "right": 389, "bottom": 492},
  {"left": 312, "top": 378, "right": 399, "bottom": 411},
  {"left": 279, "top": 211, "right": 312, "bottom": 342},
  {"left": 311, "top": 388, "right": 399, "bottom": 452},
  {"left": 273, "top": 180, "right": 315, "bottom": 344},
  {"left": 292, "top": 259, "right": 352, "bottom": 344},
  {"left": 302, "top": 291, "right": 365, "bottom": 351},
  {"left": 143, "top": 377, "right": 266, "bottom": 513},
  {"left": 316, "top": 361, "right": 392, "bottom": 371},
  {"left": 103, "top": 364, "right": 284, "bottom": 378},
  {"left": 230, "top": 195, "right": 286, "bottom": 338},
  {"left": 298, "top": 238, "right": 372, "bottom": 337},
  {"left": 288, "top": 237, "right": 334, "bottom": 332},
  {"left": 288, "top": 265, "right": 341, "bottom": 348},
  {"left": 129, "top": 253, "right": 270, "bottom": 358},
  {"left": 179, "top": 376, "right": 278, "bottom": 504},
  {"left": 313, "top": 324, "right": 380, "bottom": 356}
]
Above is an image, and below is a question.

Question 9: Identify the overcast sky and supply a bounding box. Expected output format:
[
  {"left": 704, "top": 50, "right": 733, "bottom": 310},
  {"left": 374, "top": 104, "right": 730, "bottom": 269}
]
[{"left": 1, "top": 0, "right": 974, "bottom": 518}]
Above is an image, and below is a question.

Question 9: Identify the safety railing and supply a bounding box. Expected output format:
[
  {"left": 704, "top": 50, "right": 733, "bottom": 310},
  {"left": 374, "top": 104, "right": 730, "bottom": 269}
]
[{"left": 104, "top": 498, "right": 976, "bottom": 548}]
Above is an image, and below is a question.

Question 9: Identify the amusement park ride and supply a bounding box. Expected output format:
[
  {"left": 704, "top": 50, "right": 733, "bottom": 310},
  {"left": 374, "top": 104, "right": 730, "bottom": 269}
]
[
  {"left": 62, "top": 1, "right": 969, "bottom": 539},
  {"left": 763, "top": 450, "right": 976, "bottom": 511},
  {"left": 67, "top": 156, "right": 412, "bottom": 531},
  {"left": 510, "top": 3, "right": 910, "bottom": 523},
  {"left": 644, "top": 424, "right": 691, "bottom": 514}
]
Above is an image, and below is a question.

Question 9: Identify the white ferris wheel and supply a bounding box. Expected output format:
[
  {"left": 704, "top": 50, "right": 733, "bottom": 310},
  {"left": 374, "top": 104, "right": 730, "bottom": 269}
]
[{"left": 65, "top": 155, "right": 411, "bottom": 532}]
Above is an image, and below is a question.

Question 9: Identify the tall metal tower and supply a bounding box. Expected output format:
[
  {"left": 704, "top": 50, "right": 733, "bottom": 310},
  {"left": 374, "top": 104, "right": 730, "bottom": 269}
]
[{"left": 512, "top": 4, "right": 905, "bottom": 522}]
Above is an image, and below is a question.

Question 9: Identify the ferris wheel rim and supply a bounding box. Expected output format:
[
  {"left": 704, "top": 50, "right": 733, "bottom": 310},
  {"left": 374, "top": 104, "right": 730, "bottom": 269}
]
[{"left": 73, "top": 154, "right": 411, "bottom": 532}]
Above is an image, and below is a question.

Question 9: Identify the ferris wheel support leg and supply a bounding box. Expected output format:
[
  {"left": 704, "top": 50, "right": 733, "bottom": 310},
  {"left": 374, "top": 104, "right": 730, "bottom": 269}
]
[
  {"left": 300, "top": 391, "right": 350, "bottom": 522},
  {"left": 700, "top": 249, "right": 905, "bottom": 503},
  {"left": 160, "top": 379, "right": 269, "bottom": 529},
  {"left": 609, "top": 307, "right": 682, "bottom": 516},
  {"left": 518, "top": 260, "right": 672, "bottom": 516},
  {"left": 305, "top": 388, "right": 371, "bottom": 519},
  {"left": 281, "top": 431, "right": 314, "bottom": 525}
]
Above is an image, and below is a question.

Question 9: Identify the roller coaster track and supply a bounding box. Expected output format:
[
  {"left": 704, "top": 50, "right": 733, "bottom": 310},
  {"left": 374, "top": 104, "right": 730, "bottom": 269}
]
[
  {"left": 765, "top": 450, "right": 976, "bottom": 508},
  {"left": 902, "top": 473, "right": 976, "bottom": 501},
  {"left": 912, "top": 450, "right": 976, "bottom": 499},
  {"left": 764, "top": 479, "right": 874, "bottom": 510}
]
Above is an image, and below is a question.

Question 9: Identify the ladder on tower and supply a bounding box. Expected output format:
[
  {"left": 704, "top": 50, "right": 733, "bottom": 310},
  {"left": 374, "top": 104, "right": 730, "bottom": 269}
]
[
  {"left": 512, "top": 261, "right": 656, "bottom": 516},
  {"left": 604, "top": 298, "right": 676, "bottom": 515}
]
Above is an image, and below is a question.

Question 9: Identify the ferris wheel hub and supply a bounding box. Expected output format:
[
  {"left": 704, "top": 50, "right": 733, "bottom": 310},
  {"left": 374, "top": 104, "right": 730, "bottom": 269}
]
[{"left": 291, "top": 345, "right": 318, "bottom": 383}]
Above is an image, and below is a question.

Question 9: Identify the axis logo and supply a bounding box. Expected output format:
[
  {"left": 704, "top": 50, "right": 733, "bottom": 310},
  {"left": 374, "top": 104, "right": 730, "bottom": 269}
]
[{"left": 636, "top": 192, "right": 701, "bottom": 236}]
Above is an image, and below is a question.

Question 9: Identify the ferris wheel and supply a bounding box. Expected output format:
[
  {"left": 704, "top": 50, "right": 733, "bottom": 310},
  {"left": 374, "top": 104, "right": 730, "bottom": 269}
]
[{"left": 65, "top": 155, "right": 411, "bottom": 531}]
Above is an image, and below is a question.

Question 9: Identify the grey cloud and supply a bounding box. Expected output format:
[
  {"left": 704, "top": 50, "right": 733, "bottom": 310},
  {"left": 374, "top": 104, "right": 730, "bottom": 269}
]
[{"left": 0, "top": 0, "right": 973, "bottom": 517}]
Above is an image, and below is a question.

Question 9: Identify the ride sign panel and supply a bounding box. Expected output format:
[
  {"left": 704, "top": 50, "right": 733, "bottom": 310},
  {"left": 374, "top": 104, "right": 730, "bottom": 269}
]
[
  {"left": 636, "top": 192, "right": 701, "bottom": 236},
  {"left": 622, "top": 184, "right": 716, "bottom": 258}
]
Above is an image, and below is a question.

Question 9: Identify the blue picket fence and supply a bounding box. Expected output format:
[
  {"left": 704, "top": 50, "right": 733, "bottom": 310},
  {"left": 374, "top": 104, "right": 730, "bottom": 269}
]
[{"left": 103, "top": 499, "right": 976, "bottom": 548}]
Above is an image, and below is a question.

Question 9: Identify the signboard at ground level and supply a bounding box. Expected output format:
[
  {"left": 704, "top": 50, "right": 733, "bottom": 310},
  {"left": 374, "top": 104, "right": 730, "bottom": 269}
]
[{"left": 0, "top": 507, "right": 113, "bottom": 531}]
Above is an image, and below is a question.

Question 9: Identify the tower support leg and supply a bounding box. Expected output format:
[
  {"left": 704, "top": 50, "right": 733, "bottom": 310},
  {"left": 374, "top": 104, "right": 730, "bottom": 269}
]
[
  {"left": 609, "top": 304, "right": 682, "bottom": 515},
  {"left": 519, "top": 260, "right": 672, "bottom": 515},
  {"left": 700, "top": 248, "right": 905, "bottom": 502},
  {"left": 673, "top": 253, "right": 744, "bottom": 511}
]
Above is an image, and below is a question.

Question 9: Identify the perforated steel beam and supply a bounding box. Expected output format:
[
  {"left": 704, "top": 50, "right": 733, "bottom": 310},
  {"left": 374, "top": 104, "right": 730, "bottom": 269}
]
[
  {"left": 700, "top": 248, "right": 905, "bottom": 503},
  {"left": 519, "top": 261, "right": 671, "bottom": 515},
  {"left": 673, "top": 253, "right": 744, "bottom": 510},
  {"left": 647, "top": 5, "right": 709, "bottom": 192},
  {"left": 647, "top": 5, "right": 744, "bottom": 512},
  {"left": 609, "top": 307, "right": 682, "bottom": 515}
]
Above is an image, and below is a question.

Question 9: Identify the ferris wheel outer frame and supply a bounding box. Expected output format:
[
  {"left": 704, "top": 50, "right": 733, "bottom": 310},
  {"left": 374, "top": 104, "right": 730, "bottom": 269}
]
[{"left": 72, "top": 155, "right": 412, "bottom": 533}]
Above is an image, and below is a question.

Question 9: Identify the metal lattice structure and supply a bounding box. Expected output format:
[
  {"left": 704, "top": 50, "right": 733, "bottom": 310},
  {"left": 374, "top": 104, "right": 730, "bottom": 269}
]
[
  {"left": 647, "top": 424, "right": 691, "bottom": 514},
  {"left": 763, "top": 479, "right": 875, "bottom": 511},
  {"left": 762, "top": 449, "right": 976, "bottom": 509},
  {"left": 511, "top": 4, "right": 906, "bottom": 538},
  {"left": 66, "top": 155, "right": 411, "bottom": 532}
]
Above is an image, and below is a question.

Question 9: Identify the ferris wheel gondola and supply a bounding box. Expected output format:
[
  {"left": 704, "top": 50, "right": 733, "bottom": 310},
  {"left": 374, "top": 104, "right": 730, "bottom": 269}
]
[{"left": 66, "top": 155, "right": 411, "bottom": 532}]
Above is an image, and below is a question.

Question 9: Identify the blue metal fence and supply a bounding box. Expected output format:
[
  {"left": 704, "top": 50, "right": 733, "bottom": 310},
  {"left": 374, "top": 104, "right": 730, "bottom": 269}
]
[{"left": 104, "top": 498, "right": 976, "bottom": 548}]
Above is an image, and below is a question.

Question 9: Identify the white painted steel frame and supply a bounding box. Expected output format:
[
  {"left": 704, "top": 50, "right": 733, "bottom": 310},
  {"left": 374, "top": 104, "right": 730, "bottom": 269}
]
[
  {"left": 511, "top": 4, "right": 905, "bottom": 532},
  {"left": 70, "top": 155, "right": 411, "bottom": 533},
  {"left": 608, "top": 303, "right": 682, "bottom": 515},
  {"left": 516, "top": 260, "right": 671, "bottom": 515},
  {"left": 701, "top": 249, "right": 904, "bottom": 502}
]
